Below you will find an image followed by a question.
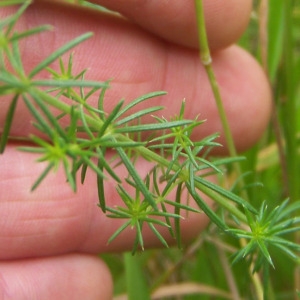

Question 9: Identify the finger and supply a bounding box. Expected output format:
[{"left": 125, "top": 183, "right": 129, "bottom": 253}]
[
  {"left": 53, "top": 0, "right": 253, "bottom": 50},
  {"left": 0, "top": 3, "right": 271, "bottom": 152},
  {"left": 0, "top": 146, "right": 210, "bottom": 259},
  {"left": 0, "top": 254, "right": 112, "bottom": 300},
  {"left": 93, "top": 0, "right": 252, "bottom": 49}
]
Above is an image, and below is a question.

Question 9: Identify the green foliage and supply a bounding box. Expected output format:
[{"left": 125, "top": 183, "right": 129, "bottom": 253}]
[
  {"left": 0, "top": 0, "right": 254, "bottom": 251},
  {"left": 1, "top": 1, "right": 300, "bottom": 299},
  {"left": 229, "top": 200, "right": 300, "bottom": 270}
]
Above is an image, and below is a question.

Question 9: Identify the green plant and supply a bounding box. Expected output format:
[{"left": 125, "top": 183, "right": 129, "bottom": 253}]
[
  {"left": 0, "top": 0, "right": 250, "bottom": 250},
  {"left": 1, "top": 1, "right": 300, "bottom": 299}
]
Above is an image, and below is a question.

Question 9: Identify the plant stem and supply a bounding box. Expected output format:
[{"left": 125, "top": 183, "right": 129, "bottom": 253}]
[
  {"left": 193, "top": 0, "right": 248, "bottom": 204},
  {"left": 194, "top": 1, "right": 263, "bottom": 299},
  {"left": 193, "top": 0, "right": 237, "bottom": 159},
  {"left": 194, "top": 0, "right": 247, "bottom": 201},
  {"left": 33, "top": 87, "right": 103, "bottom": 129}
]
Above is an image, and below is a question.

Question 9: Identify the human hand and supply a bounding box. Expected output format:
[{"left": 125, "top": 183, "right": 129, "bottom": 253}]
[{"left": 0, "top": 0, "right": 271, "bottom": 299}]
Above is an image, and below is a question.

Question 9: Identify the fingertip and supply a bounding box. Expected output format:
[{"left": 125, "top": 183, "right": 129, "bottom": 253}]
[
  {"left": 0, "top": 254, "right": 113, "bottom": 300},
  {"left": 203, "top": 45, "right": 272, "bottom": 152},
  {"left": 205, "top": 0, "right": 253, "bottom": 51},
  {"left": 87, "top": 0, "right": 252, "bottom": 50}
]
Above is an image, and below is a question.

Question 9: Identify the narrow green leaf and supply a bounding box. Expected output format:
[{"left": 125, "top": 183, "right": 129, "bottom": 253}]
[
  {"left": 231, "top": 240, "right": 255, "bottom": 265},
  {"left": 226, "top": 229, "right": 252, "bottom": 239},
  {"left": 116, "top": 106, "right": 164, "bottom": 126},
  {"left": 116, "top": 185, "right": 134, "bottom": 209},
  {"left": 265, "top": 236, "right": 300, "bottom": 251},
  {"left": 29, "top": 32, "right": 93, "bottom": 78},
  {"left": 81, "top": 155, "right": 106, "bottom": 178},
  {"left": 67, "top": 106, "right": 79, "bottom": 140},
  {"left": 257, "top": 240, "right": 274, "bottom": 268},
  {"left": 62, "top": 157, "right": 76, "bottom": 192},
  {"left": 115, "top": 91, "right": 166, "bottom": 120},
  {"left": 0, "top": 0, "right": 28, "bottom": 6},
  {"left": 270, "top": 200, "right": 300, "bottom": 224},
  {"left": 97, "top": 100, "right": 124, "bottom": 137},
  {"left": 272, "top": 243, "right": 299, "bottom": 261},
  {"left": 186, "top": 182, "right": 227, "bottom": 231},
  {"left": 164, "top": 200, "right": 201, "bottom": 213},
  {"left": 195, "top": 176, "right": 257, "bottom": 214},
  {"left": 5, "top": 39, "right": 23, "bottom": 75},
  {"left": 31, "top": 163, "right": 54, "bottom": 191},
  {"left": 115, "top": 120, "right": 193, "bottom": 133},
  {"left": 30, "top": 91, "right": 68, "bottom": 139},
  {"left": 0, "top": 94, "right": 18, "bottom": 153},
  {"left": 161, "top": 168, "right": 182, "bottom": 197},
  {"left": 160, "top": 202, "right": 175, "bottom": 238},
  {"left": 196, "top": 156, "right": 223, "bottom": 173},
  {"left": 152, "top": 167, "right": 160, "bottom": 195},
  {"left": 80, "top": 162, "right": 88, "bottom": 184},
  {"left": 135, "top": 221, "right": 144, "bottom": 251},
  {"left": 175, "top": 183, "right": 182, "bottom": 249},
  {"left": 270, "top": 225, "right": 300, "bottom": 236},
  {"left": 33, "top": 79, "right": 108, "bottom": 89},
  {"left": 18, "top": 146, "right": 45, "bottom": 153},
  {"left": 189, "top": 162, "right": 195, "bottom": 191},
  {"left": 107, "top": 220, "right": 131, "bottom": 244},
  {"left": 0, "top": 1, "right": 29, "bottom": 31},
  {"left": 244, "top": 207, "right": 256, "bottom": 232},
  {"left": 116, "top": 144, "right": 158, "bottom": 210},
  {"left": 11, "top": 25, "right": 52, "bottom": 42},
  {"left": 97, "top": 83, "right": 110, "bottom": 119},
  {"left": 28, "top": 135, "right": 53, "bottom": 151},
  {"left": 148, "top": 222, "right": 169, "bottom": 248},
  {"left": 0, "top": 70, "right": 21, "bottom": 86},
  {"left": 97, "top": 148, "right": 121, "bottom": 183},
  {"left": 148, "top": 211, "right": 183, "bottom": 219},
  {"left": 23, "top": 94, "right": 54, "bottom": 138},
  {"left": 81, "top": 138, "right": 144, "bottom": 149},
  {"left": 106, "top": 208, "right": 133, "bottom": 219},
  {"left": 79, "top": 105, "right": 94, "bottom": 139},
  {"left": 97, "top": 153, "right": 106, "bottom": 212}
]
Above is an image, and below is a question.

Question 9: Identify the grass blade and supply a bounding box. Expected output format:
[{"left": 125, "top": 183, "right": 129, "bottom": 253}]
[{"left": 124, "top": 252, "right": 151, "bottom": 300}]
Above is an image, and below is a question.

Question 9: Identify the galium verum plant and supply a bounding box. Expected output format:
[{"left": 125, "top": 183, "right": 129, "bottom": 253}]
[{"left": 0, "top": 0, "right": 245, "bottom": 252}]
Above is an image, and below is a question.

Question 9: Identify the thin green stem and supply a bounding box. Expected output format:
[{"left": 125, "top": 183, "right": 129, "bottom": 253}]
[
  {"left": 193, "top": 1, "right": 236, "bottom": 157},
  {"left": 193, "top": 0, "right": 249, "bottom": 198},
  {"left": 194, "top": 0, "right": 245, "bottom": 193},
  {"left": 203, "top": 66, "right": 238, "bottom": 158},
  {"left": 32, "top": 87, "right": 103, "bottom": 129},
  {"left": 193, "top": 0, "right": 211, "bottom": 66},
  {"left": 194, "top": 1, "right": 263, "bottom": 299}
]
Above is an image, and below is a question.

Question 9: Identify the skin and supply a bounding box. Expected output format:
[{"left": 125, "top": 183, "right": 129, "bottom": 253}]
[{"left": 0, "top": 0, "right": 271, "bottom": 299}]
